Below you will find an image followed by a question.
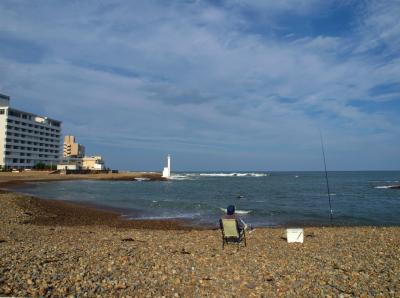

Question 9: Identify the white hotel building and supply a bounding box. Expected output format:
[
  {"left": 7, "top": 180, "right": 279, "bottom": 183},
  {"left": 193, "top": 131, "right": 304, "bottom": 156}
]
[{"left": 0, "top": 93, "right": 62, "bottom": 169}]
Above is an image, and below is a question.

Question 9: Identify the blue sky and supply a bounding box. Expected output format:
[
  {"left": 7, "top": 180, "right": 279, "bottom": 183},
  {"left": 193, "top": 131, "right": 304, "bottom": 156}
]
[{"left": 0, "top": 0, "right": 399, "bottom": 171}]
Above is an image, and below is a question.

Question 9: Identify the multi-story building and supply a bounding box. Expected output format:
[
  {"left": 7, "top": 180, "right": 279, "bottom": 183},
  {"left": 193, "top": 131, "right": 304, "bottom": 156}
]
[
  {"left": 63, "top": 135, "right": 85, "bottom": 158},
  {"left": 0, "top": 93, "right": 62, "bottom": 169},
  {"left": 82, "top": 155, "right": 105, "bottom": 170}
]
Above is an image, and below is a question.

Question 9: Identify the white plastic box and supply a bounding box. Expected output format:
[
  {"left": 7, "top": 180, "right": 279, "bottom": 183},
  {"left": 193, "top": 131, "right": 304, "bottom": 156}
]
[{"left": 286, "top": 228, "right": 304, "bottom": 243}]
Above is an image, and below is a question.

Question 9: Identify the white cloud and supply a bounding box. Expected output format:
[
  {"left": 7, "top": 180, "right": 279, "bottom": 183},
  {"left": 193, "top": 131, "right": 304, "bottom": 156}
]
[{"left": 0, "top": 0, "right": 399, "bottom": 170}]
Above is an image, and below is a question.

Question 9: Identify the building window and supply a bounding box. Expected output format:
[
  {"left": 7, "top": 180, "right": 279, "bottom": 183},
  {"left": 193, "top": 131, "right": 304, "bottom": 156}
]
[{"left": 0, "top": 109, "right": 4, "bottom": 115}]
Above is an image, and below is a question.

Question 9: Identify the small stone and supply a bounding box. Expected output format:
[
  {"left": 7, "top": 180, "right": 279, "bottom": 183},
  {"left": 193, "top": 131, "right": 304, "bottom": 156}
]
[
  {"left": 246, "top": 283, "right": 255, "bottom": 289},
  {"left": 3, "top": 286, "right": 12, "bottom": 295},
  {"left": 116, "top": 282, "right": 127, "bottom": 290},
  {"left": 39, "top": 286, "right": 49, "bottom": 296}
]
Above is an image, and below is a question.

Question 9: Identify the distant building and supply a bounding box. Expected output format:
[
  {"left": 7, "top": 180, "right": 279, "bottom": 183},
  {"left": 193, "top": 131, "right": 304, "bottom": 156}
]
[
  {"left": 82, "top": 155, "right": 105, "bottom": 170},
  {"left": 57, "top": 156, "right": 82, "bottom": 171},
  {"left": 0, "top": 93, "right": 62, "bottom": 169},
  {"left": 56, "top": 162, "right": 81, "bottom": 171},
  {"left": 63, "top": 135, "right": 85, "bottom": 158}
]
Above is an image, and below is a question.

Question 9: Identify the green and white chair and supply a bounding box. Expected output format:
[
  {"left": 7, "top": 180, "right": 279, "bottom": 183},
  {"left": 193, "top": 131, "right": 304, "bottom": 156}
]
[{"left": 219, "top": 218, "right": 247, "bottom": 249}]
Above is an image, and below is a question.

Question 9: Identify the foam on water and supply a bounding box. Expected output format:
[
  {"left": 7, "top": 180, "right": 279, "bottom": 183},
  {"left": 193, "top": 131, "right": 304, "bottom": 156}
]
[
  {"left": 135, "top": 177, "right": 150, "bottom": 181},
  {"left": 199, "top": 172, "right": 267, "bottom": 177},
  {"left": 169, "top": 173, "right": 268, "bottom": 179},
  {"left": 219, "top": 208, "right": 252, "bottom": 214},
  {"left": 169, "top": 175, "right": 193, "bottom": 180}
]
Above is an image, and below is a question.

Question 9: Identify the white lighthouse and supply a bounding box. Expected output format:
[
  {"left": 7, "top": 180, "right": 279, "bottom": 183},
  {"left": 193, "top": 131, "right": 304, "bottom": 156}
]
[{"left": 162, "top": 154, "right": 171, "bottom": 178}]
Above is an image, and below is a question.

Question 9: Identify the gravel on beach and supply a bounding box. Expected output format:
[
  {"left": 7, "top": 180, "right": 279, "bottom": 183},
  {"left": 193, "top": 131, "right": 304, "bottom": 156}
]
[{"left": 1, "top": 189, "right": 400, "bottom": 297}]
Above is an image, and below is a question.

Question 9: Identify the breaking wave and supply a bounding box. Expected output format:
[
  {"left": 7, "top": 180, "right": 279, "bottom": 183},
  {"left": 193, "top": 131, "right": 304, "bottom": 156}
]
[
  {"left": 219, "top": 208, "right": 252, "bottom": 214},
  {"left": 169, "top": 175, "right": 194, "bottom": 180},
  {"left": 198, "top": 173, "right": 268, "bottom": 177},
  {"left": 168, "top": 173, "right": 269, "bottom": 180},
  {"left": 375, "top": 185, "right": 396, "bottom": 189}
]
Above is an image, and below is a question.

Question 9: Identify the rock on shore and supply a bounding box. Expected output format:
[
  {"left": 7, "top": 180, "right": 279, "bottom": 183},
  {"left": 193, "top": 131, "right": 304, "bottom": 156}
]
[{"left": 1, "top": 191, "right": 400, "bottom": 297}]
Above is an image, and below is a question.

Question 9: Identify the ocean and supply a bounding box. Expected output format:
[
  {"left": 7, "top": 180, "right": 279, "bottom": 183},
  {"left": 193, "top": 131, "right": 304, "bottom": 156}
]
[{"left": 13, "top": 171, "right": 400, "bottom": 227}]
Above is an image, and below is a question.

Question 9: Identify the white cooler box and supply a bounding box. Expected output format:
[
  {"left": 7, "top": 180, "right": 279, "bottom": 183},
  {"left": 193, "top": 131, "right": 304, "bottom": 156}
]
[{"left": 286, "top": 228, "right": 304, "bottom": 243}]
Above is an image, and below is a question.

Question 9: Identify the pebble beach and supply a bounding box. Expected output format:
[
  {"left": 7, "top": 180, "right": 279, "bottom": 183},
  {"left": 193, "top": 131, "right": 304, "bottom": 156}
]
[{"left": 1, "top": 173, "right": 400, "bottom": 297}]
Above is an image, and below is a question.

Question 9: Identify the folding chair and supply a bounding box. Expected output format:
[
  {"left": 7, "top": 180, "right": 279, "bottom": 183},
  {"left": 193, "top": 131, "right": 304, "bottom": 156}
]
[{"left": 220, "top": 218, "right": 246, "bottom": 249}]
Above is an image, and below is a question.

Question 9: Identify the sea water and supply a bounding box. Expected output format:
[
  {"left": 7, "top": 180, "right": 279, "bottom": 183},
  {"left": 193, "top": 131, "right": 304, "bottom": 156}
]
[{"left": 13, "top": 171, "right": 400, "bottom": 227}]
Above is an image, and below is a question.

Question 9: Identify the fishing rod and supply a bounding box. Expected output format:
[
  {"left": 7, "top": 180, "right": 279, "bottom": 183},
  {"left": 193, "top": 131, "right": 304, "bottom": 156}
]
[{"left": 320, "top": 132, "right": 333, "bottom": 225}]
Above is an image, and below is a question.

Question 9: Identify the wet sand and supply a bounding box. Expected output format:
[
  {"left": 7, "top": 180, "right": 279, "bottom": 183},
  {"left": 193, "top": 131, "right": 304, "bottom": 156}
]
[{"left": 1, "top": 172, "right": 400, "bottom": 296}]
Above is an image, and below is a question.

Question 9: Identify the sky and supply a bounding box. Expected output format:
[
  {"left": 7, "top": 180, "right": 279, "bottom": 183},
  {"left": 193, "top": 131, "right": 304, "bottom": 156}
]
[{"left": 0, "top": 0, "right": 399, "bottom": 171}]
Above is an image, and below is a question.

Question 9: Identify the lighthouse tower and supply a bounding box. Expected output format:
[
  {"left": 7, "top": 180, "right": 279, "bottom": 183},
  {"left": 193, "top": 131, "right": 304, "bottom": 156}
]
[{"left": 162, "top": 154, "right": 171, "bottom": 178}]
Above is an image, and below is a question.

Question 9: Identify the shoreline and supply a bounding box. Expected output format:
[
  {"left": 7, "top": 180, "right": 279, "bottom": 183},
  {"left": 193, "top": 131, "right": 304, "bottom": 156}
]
[
  {"left": 1, "top": 171, "right": 399, "bottom": 229},
  {"left": 1, "top": 173, "right": 400, "bottom": 296},
  {"left": 11, "top": 191, "right": 199, "bottom": 231},
  {"left": 0, "top": 171, "right": 201, "bottom": 231}
]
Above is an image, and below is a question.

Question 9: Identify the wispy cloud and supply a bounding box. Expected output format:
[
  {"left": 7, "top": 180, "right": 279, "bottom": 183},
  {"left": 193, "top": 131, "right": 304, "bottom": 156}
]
[{"left": 0, "top": 0, "right": 399, "bottom": 170}]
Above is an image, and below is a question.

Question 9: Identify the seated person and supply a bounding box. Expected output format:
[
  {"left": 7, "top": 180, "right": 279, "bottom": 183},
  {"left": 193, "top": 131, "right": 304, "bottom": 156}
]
[{"left": 222, "top": 205, "right": 248, "bottom": 233}]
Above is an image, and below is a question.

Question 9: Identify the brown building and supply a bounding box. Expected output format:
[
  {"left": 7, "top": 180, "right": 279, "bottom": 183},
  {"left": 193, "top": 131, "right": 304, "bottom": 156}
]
[
  {"left": 82, "top": 155, "right": 105, "bottom": 170},
  {"left": 63, "top": 135, "right": 85, "bottom": 158}
]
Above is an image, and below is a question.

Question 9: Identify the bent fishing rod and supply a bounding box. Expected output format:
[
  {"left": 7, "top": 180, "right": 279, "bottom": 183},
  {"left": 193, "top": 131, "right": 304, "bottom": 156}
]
[{"left": 320, "top": 132, "right": 333, "bottom": 225}]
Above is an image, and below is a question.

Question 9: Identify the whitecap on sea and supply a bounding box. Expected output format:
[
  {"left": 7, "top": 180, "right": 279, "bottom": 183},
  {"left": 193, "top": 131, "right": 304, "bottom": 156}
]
[
  {"left": 219, "top": 207, "right": 252, "bottom": 214},
  {"left": 199, "top": 172, "right": 267, "bottom": 177}
]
